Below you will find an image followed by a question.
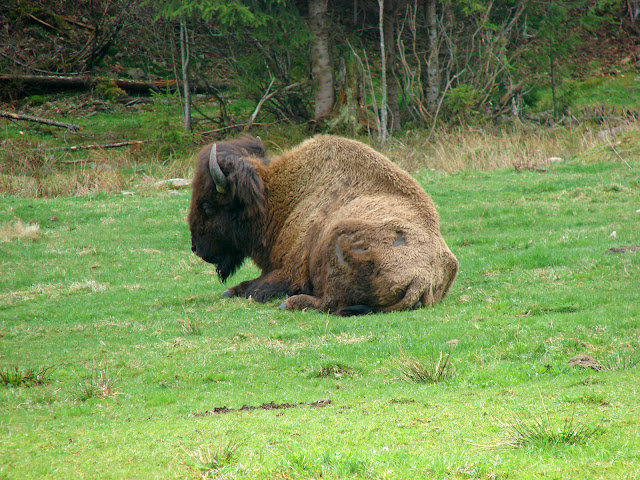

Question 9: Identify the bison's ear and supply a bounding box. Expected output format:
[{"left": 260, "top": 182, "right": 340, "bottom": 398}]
[
  {"left": 236, "top": 134, "right": 268, "bottom": 162},
  {"left": 226, "top": 159, "right": 265, "bottom": 217}
]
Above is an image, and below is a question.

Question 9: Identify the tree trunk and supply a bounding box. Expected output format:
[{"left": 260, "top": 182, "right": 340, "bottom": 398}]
[
  {"left": 308, "top": 0, "right": 334, "bottom": 121},
  {"left": 425, "top": 0, "right": 439, "bottom": 114},
  {"left": 628, "top": 0, "right": 640, "bottom": 22},
  {"left": 180, "top": 19, "right": 192, "bottom": 132},
  {"left": 378, "top": 0, "right": 388, "bottom": 143},
  {"left": 550, "top": 51, "right": 558, "bottom": 121},
  {"left": 384, "top": 0, "right": 401, "bottom": 132},
  {"left": 331, "top": 51, "right": 371, "bottom": 134}
]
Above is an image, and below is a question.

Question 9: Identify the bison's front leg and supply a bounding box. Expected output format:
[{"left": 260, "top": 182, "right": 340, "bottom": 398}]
[
  {"left": 279, "top": 294, "right": 323, "bottom": 312},
  {"left": 221, "top": 271, "right": 291, "bottom": 303}
]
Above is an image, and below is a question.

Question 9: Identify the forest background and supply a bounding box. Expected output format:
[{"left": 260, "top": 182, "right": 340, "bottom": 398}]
[{"left": 2, "top": 0, "right": 640, "bottom": 146}]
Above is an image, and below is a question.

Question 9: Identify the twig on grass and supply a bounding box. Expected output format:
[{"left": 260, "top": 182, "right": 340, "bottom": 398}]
[{"left": 606, "top": 137, "right": 632, "bottom": 169}]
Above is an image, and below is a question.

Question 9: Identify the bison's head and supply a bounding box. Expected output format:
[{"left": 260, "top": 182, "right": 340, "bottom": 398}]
[{"left": 187, "top": 136, "right": 268, "bottom": 282}]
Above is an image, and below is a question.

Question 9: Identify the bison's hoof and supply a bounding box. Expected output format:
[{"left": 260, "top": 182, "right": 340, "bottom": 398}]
[
  {"left": 278, "top": 300, "right": 289, "bottom": 310},
  {"left": 221, "top": 289, "right": 234, "bottom": 298}
]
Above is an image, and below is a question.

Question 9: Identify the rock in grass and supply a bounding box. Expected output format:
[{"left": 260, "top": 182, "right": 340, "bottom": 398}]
[{"left": 152, "top": 178, "right": 191, "bottom": 189}]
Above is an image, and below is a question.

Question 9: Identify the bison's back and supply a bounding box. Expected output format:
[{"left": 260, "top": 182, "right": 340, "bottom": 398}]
[{"left": 262, "top": 135, "right": 439, "bottom": 234}]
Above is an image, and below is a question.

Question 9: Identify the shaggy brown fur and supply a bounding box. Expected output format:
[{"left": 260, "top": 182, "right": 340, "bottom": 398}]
[{"left": 188, "top": 135, "right": 458, "bottom": 316}]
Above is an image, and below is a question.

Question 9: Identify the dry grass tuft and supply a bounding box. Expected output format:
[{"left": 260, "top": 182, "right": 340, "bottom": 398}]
[
  {"left": 0, "top": 167, "right": 126, "bottom": 197},
  {"left": 500, "top": 411, "right": 602, "bottom": 449},
  {"left": 183, "top": 435, "right": 242, "bottom": 478},
  {"left": 0, "top": 143, "right": 194, "bottom": 197},
  {"left": 393, "top": 347, "right": 454, "bottom": 384},
  {"left": 179, "top": 313, "right": 202, "bottom": 336},
  {"left": 312, "top": 362, "right": 355, "bottom": 378},
  {"left": 69, "top": 279, "right": 109, "bottom": 294},
  {"left": 0, "top": 220, "right": 41, "bottom": 243},
  {"left": 604, "top": 351, "right": 640, "bottom": 371},
  {"left": 78, "top": 366, "right": 121, "bottom": 400}
]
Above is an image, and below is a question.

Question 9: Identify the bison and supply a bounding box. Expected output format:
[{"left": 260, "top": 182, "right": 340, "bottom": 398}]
[{"left": 188, "top": 135, "right": 457, "bottom": 316}]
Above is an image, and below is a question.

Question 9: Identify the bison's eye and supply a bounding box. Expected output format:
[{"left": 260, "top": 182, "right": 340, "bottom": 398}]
[{"left": 202, "top": 202, "right": 216, "bottom": 217}]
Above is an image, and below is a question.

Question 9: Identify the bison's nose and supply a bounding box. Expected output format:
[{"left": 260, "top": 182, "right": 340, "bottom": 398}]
[{"left": 191, "top": 239, "right": 197, "bottom": 254}]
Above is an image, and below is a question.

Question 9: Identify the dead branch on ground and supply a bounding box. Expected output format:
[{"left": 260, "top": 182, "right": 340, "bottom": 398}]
[
  {"left": 1, "top": 110, "right": 81, "bottom": 130},
  {"left": 51, "top": 141, "right": 147, "bottom": 152}
]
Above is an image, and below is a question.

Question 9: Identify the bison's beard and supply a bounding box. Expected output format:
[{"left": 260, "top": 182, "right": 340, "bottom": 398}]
[
  {"left": 192, "top": 239, "right": 244, "bottom": 282},
  {"left": 214, "top": 254, "right": 244, "bottom": 283}
]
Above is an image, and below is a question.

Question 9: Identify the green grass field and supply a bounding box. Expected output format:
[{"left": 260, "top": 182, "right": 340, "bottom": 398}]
[{"left": 1, "top": 130, "right": 639, "bottom": 479}]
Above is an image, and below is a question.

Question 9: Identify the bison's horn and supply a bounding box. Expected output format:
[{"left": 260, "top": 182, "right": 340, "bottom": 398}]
[{"left": 208, "top": 144, "right": 227, "bottom": 194}]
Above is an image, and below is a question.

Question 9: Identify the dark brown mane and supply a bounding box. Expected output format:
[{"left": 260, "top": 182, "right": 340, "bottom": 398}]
[{"left": 215, "top": 135, "right": 268, "bottom": 164}]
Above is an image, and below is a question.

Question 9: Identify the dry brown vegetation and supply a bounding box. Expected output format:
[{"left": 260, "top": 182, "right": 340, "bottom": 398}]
[
  {"left": 0, "top": 145, "right": 193, "bottom": 197},
  {"left": 0, "top": 219, "right": 40, "bottom": 243},
  {"left": 2, "top": 122, "right": 638, "bottom": 198},
  {"left": 382, "top": 124, "right": 611, "bottom": 173}
]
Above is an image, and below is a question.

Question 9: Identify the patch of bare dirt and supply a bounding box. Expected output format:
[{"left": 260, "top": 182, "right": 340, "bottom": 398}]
[
  {"left": 606, "top": 245, "right": 640, "bottom": 254},
  {"left": 568, "top": 354, "right": 606, "bottom": 371},
  {"left": 193, "top": 399, "right": 331, "bottom": 416}
]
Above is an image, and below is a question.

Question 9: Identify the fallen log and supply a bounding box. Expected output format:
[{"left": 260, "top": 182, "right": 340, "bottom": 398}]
[
  {"left": 0, "top": 110, "right": 80, "bottom": 130},
  {"left": 0, "top": 74, "right": 165, "bottom": 94},
  {"left": 0, "top": 74, "right": 231, "bottom": 95}
]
